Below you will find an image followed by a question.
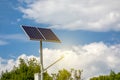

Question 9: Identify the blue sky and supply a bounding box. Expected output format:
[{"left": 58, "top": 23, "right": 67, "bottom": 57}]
[
  {"left": 0, "top": 0, "right": 120, "bottom": 59},
  {"left": 0, "top": 0, "right": 120, "bottom": 79}
]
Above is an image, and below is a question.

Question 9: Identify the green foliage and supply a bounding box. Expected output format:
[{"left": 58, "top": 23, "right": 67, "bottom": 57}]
[
  {"left": 90, "top": 70, "right": 120, "bottom": 80},
  {"left": 44, "top": 72, "right": 53, "bottom": 80},
  {"left": 56, "top": 69, "right": 71, "bottom": 80},
  {"left": 0, "top": 58, "right": 82, "bottom": 80},
  {"left": 0, "top": 58, "right": 52, "bottom": 80}
]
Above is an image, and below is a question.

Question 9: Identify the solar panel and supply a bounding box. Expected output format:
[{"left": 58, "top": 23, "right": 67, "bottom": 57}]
[
  {"left": 22, "top": 26, "right": 44, "bottom": 40},
  {"left": 38, "top": 28, "right": 61, "bottom": 42},
  {"left": 22, "top": 25, "right": 61, "bottom": 43}
]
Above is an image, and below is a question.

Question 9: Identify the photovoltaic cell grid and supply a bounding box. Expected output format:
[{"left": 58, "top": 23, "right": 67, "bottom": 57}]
[
  {"left": 22, "top": 26, "right": 44, "bottom": 40},
  {"left": 22, "top": 25, "right": 61, "bottom": 43}
]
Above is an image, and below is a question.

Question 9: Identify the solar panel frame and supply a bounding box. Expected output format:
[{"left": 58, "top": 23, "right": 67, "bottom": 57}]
[{"left": 21, "top": 25, "right": 61, "bottom": 43}]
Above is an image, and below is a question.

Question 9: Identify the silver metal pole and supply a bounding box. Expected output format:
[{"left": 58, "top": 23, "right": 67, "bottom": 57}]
[
  {"left": 44, "top": 56, "right": 64, "bottom": 72},
  {"left": 40, "top": 41, "right": 43, "bottom": 80}
]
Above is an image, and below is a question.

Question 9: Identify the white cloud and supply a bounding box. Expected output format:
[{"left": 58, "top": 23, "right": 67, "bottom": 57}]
[
  {"left": 0, "top": 40, "right": 8, "bottom": 46},
  {"left": 0, "top": 34, "right": 28, "bottom": 45},
  {"left": 19, "top": 0, "right": 120, "bottom": 31},
  {"left": 0, "top": 58, "right": 16, "bottom": 75},
  {"left": 1, "top": 42, "right": 120, "bottom": 79},
  {"left": 0, "top": 34, "right": 26, "bottom": 41}
]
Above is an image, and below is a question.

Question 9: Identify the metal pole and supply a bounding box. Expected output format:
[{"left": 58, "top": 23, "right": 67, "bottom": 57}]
[
  {"left": 44, "top": 56, "right": 64, "bottom": 72},
  {"left": 40, "top": 40, "right": 43, "bottom": 80}
]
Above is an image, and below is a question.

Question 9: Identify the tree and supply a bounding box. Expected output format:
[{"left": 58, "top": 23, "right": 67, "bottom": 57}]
[
  {"left": 0, "top": 58, "right": 82, "bottom": 80},
  {"left": 0, "top": 58, "right": 52, "bottom": 80},
  {"left": 56, "top": 69, "right": 71, "bottom": 80},
  {"left": 90, "top": 70, "right": 120, "bottom": 80},
  {"left": 51, "top": 68, "right": 83, "bottom": 80}
]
